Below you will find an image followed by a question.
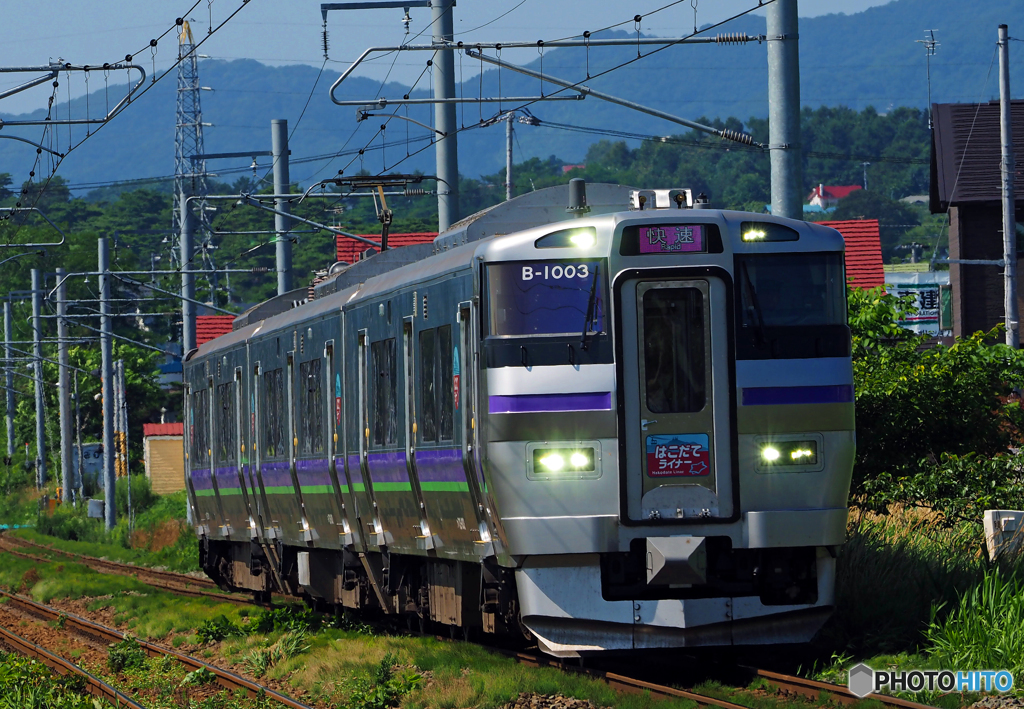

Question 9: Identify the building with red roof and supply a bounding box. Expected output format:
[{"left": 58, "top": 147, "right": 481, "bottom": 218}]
[
  {"left": 818, "top": 219, "right": 884, "bottom": 289},
  {"left": 807, "top": 184, "right": 862, "bottom": 209},
  {"left": 142, "top": 422, "right": 184, "bottom": 495},
  {"left": 336, "top": 233, "right": 437, "bottom": 264},
  {"left": 196, "top": 315, "right": 235, "bottom": 346}
]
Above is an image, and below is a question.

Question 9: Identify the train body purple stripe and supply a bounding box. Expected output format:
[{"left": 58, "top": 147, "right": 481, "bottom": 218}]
[
  {"left": 741, "top": 384, "right": 854, "bottom": 406},
  {"left": 367, "top": 451, "right": 409, "bottom": 483},
  {"left": 214, "top": 466, "right": 240, "bottom": 489},
  {"left": 489, "top": 392, "right": 612, "bottom": 414},
  {"left": 260, "top": 460, "right": 293, "bottom": 489},
  {"left": 346, "top": 455, "right": 362, "bottom": 484},
  {"left": 295, "top": 458, "right": 333, "bottom": 488},
  {"left": 415, "top": 448, "right": 464, "bottom": 483},
  {"left": 190, "top": 467, "right": 214, "bottom": 491}
]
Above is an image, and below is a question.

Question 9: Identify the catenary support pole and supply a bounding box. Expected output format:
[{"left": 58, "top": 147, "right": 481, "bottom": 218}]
[
  {"left": 431, "top": 0, "right": 459, "bottom": 231},
  {"left": 99, "top": 238, "right": 116, "bottom": 530},
  {"left": 999, "top": 24, "right": 1018, "bottom": 348},
  {"left": 56, "top": 267, "right": 72, "bottom": 504},
  {"left": 180, "top": 193, "right": 196, "bottom": 354},
  {"left": 767, "top": 0, "right": 803, "bottom": 220},
  {"left": 272, "top": 119, "right": 293, "bottom": 295},
  {"left": 506, "top": 112, "right": 514, "bottom": 201},
  {"left": 31, "top": 268, "right": 45, "bottom": 488},
  {"left": 3, "top": 300, "right": 13, "bottom": 459}
]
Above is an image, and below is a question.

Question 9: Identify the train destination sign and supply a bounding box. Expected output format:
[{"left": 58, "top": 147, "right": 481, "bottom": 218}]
[{"left": 638, "top": 225, "right": 704, "bottom": 254}]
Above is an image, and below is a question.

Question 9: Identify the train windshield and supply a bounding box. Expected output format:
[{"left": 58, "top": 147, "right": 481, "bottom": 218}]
[
  {"left": 737, "top": 252, "right": 845, "bottom": 327},
  {"left": 486, "top": 260, "right": 606, "bottom": 337},
  {"left": 735, "top": 252, "right": 848, "bottom": 359}
]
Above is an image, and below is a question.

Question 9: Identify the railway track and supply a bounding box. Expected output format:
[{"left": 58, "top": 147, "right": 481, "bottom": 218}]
[
  {"left": 0, "top": 620, "right": 147, "bottom": 708},
  {"left": 1, "top": 533, "right": 936, "bottom": 709},
  {"left": 0, "top": 532, "right": 255, "bottom": 606},
  {"left": 0, "top": 589, "right": 313, "bottom": 708}
]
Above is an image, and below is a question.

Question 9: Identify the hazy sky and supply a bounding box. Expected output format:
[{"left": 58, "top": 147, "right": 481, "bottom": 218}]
[{"left": 0, "top": 0, "right": 893, "bottom": 115}]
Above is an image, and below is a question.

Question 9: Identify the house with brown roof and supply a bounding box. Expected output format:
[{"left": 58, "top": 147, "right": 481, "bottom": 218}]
[{"left": 931, "top": 99, "right": 1024, "bottom": 340}]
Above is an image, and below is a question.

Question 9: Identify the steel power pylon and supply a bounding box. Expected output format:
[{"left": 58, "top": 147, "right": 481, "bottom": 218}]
[{"left": 173, "top": 21, "right": 216, "bottom": 290}]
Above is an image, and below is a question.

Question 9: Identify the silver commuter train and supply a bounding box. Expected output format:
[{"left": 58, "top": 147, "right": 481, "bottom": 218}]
[{"left": 183, "top": 181, "right": 854, "bottom": 656}]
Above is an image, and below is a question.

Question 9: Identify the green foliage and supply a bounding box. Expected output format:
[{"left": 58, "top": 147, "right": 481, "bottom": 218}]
[
  {"left": 341, "top": 653, "right": 421, "bottom": 709},
  {"left": 926, "top": 568, "right": 1024, "bottom": 684},
  {"left": 196, "top": 614, "right": 243, "bottom": 643},
  {"left": 0, "top": 651, "right": 96, "bottom": 709},
  {"left": 251, "top": 604, "right": 324, "bottom": 634},
  {"left": 849, "top": 286, "right": 1024, "bottom": 515},
  {"left": 180, "top": 666, "right": 217, "bottom": 687},
  {"left": 111, "top": 474, "right": 157, "bottom": 518},
  {"left": 107, "top": 634, "right": 147, "bottom": 673}
]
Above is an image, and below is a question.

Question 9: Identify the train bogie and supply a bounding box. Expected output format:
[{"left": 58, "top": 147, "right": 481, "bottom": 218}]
[{"left": 183, "top": 181, "right": 855, "bottom": 655}]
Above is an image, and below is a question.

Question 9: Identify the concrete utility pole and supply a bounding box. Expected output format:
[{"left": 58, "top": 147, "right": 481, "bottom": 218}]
[
  {"left": 4, "top": 300, "right": 13, "bottom": 459},
  {"left": 272, "top": 119, "right": 293, "bottom": 295},
  {"left": 999, "top": 24, "right": 1018, "bottom": 348},
  {"left": 56, "top": 267, "right": 72, "bottom": 503},
  {"left": 767, "top": 0, "right": 803, "bottom": 220},
  {"left": 432, "top": 0, "right": 460, "bottom": 230},
  {"left": 180, "top": 193, "right": 196, "bottom": 354},
  {"left": 506, "top": 112, "right": 515, "bottom": 201},
  {"left": 98, "top": 238, "right": 116, "bottom": 530},
  {"left": 30, "top": 269, "right": 45, "bottom": 488}
]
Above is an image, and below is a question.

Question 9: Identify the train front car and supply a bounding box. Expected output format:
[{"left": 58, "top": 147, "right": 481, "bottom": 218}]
[{"left": 480, "top": 189, "right": 854, "bottom": 655}]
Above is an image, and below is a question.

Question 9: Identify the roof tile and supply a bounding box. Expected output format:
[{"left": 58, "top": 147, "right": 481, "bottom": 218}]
[
  {"left": 818, "top": 219, "right": 885, "bottom": 289},
  {"left": 336, "top": 233, "right": 437, "bottom": 264},
  {"left": 196, "top": 315, "right": 235, "bottom": 346},
  {"left": 143, "top": 422, "right": 184, "bottom": 437}
]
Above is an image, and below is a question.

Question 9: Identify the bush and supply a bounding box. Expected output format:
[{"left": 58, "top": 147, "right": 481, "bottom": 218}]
[
  {"left": 112, "top": 474, "right": 157, "bottom": 518},
  {"left": 108, "top": 634, "right": 147, "bottom": 673},
  {"left": 849, "top": 287, "right": 1024, "bottom": 510}
]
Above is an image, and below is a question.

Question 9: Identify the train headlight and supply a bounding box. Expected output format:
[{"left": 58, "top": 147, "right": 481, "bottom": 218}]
[
  {"left": 532, "top": 448, "right": 598, "bottom": 475},
  {"left": 569, "top": 230, "right": 596, "bottom": 248},
  {"left": 756, "top": 438, "right": 820, "bottom": 470},
  {"left": 538, "top": 453, "right": 565, "bottom": 471},
  {"left": 742, "top": 228, "right": 767, "bottom": 242}
]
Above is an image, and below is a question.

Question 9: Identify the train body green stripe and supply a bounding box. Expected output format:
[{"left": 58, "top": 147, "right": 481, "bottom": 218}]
[{"left": 420, "top": 482, "right": 470, "bottom": 492}]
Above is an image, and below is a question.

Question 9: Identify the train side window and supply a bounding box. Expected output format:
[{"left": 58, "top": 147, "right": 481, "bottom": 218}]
[
  {"left": 643, "top": 288, "right": 706, "bottom": 413},
  {"left": 371, "top": 338, "right": 398, "bottom": 445},
  {"left": 215, "top": 382, "right": 235, "bottom": 465},
  {"left": 419, "top": 329, "right": 437, "bottom": 442},
  {"left": 298, "top": 358, "right": 325, "bottom": 456},
  {"left": 191, "top": 388, "right": 210, "bottom": 468},
  {"left": 263, "top": 368, "right": 285, "bottom": 459},
  {"left": 437, "top": 325, "right": 454, "bottom": 441}
]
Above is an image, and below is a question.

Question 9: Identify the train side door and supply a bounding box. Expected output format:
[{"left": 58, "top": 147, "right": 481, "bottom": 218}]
[{"left": 620, "top": 277, "right": 734, "bottom": 522}]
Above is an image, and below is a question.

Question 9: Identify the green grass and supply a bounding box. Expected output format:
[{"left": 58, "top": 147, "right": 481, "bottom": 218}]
[
  {"left": 0, "top": 553, "right": 245, "bottom": 640},
  {"left": 0, "top": 649, "right": 106, "bottom": 709},
  {"left": 15, "top": 486, "right": 199, "bottom": 572}
]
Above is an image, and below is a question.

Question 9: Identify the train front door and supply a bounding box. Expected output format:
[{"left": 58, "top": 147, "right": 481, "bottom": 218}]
[{"left": 620, "top": 277, "right": 734, "bottom": 523}]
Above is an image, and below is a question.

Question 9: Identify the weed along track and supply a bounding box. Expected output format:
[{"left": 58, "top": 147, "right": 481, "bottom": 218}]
[
  {"left": 0, "top": 590, "right": 313, "bottom": 708},
  {"left": 0, "top": 531, "right": 259, "bottom": 606},
  {"left": 0, "top": 618, "right": 147, "bottom": 708}
]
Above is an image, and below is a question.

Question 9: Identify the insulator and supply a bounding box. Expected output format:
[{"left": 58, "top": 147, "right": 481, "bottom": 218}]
[
  {"left": 251, "top": 266, "right": 270, "bottom": 274},
  {"left": 720, "top": 129, "right": 754, "bottom": 145},
  {"left": 321, "top": 27, "right": 330, "bottom": 59},
  {"left": 404, "top": 188, "right": 426, "bottom": 196},
  {"left": 716, "top": 32, "right": 748, "bottom": 45}
]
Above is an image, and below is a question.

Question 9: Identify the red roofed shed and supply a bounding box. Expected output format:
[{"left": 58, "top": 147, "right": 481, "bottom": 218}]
[
  {"left": 336, "top": 233, "right": 437, "bottom": 264},
  {"left": 196, "top": 315, "right": 235, "bottom": 346},
  {"left": 807, "top": 184, "right": 862, "bottom": 208},
  {"left": 142, "top": 422, "right": 185, "bottom": 494},
  {"left": 818, "top": 219, "right": 884, "bottom": 289}
]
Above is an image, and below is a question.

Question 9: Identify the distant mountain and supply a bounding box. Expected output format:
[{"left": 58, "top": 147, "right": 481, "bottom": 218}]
[{"left": 0, "top": 0, "right": 1021, "bottom": 192}]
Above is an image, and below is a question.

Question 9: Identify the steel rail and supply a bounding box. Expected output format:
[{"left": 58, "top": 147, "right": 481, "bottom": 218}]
[
  {"left": 0, "top": 621, "right": 147, "bottom": 708},
  {"left": 0, "top": 590, "right": 313, "bottom": 709},
  {"left": 746, "top": 667, "right": 935, "bottom": 709}
]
